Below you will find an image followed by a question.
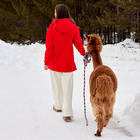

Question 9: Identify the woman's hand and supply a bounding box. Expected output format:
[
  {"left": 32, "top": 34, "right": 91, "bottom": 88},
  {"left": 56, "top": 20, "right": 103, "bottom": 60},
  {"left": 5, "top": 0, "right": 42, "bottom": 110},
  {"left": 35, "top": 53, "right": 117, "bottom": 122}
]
[
  {"left": 44, "top": 65, "right": 49, "bottom": 70},
  {"left": 84, "top": 52, "right": 91, "bottom": 59}
]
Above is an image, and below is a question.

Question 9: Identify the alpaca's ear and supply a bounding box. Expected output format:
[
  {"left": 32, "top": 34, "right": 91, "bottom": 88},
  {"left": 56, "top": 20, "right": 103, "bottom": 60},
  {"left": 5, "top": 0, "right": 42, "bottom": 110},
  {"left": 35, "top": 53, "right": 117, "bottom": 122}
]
[
  {"left": 84, "top": 34, "right": 88, "bottom": 38},
  {"left": 100, "top": 33, "right": 104, "bottom": 39},
  {"left": 84, "top": 34, "right": 90, "bottom": 41}
]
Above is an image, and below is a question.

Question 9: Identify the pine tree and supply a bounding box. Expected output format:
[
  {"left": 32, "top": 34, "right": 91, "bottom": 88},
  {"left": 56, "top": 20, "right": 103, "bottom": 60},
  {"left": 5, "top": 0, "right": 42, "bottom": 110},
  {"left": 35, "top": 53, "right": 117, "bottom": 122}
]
[
  {"left": 0, "top": 0, "right": 54, "bottom": 45},
  {"left": 0, "top": 0, "right": 139, "bottom": 44},
  {"left": 93, "top": 0, "right": 140, "bottom": 43}
]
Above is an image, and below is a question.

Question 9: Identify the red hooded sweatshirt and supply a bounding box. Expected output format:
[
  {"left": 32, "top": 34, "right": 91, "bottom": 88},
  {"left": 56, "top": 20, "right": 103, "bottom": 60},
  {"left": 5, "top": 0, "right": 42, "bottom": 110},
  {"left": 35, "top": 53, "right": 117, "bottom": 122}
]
[{"left": 44, "top": 18, "right": 85, "bottom": 72}]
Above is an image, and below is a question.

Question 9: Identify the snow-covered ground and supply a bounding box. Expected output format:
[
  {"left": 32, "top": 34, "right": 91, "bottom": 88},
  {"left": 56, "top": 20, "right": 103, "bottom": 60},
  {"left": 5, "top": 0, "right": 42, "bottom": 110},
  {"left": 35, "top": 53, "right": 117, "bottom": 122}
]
[{"left": 0, "top": 39, "right": 140, "bottom": 140}]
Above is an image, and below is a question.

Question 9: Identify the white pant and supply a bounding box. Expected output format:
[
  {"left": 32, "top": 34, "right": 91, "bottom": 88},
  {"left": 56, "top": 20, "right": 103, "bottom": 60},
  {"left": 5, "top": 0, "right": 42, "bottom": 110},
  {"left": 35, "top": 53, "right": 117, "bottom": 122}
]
[{"left": 50, "top": 70, "right": 73, "bottom": 117}]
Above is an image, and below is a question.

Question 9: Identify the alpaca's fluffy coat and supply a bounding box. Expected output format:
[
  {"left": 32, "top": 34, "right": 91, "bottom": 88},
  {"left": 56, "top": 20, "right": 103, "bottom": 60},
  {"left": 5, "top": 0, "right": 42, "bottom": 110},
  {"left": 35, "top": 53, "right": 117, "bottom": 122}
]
[{"left": 85, "top": 34, "right": 118, "bottom": 136}]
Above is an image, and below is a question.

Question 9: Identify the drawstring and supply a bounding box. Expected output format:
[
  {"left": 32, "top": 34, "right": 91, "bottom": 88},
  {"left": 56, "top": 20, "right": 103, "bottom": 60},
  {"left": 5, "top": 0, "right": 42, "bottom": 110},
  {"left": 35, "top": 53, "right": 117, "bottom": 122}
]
[{"left": 83, "top": 52, "right": 91, "bottom": 126}]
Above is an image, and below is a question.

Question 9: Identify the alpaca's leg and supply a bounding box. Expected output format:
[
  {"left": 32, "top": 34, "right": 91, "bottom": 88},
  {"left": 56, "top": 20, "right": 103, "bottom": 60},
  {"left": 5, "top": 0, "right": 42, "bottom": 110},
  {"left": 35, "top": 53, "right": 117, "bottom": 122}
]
[
  {"left": 104, "top": 101, "right": 114, "bottom": 127},
  {"left": 94, "top": 106, "right": 104, "bottom": 137}
]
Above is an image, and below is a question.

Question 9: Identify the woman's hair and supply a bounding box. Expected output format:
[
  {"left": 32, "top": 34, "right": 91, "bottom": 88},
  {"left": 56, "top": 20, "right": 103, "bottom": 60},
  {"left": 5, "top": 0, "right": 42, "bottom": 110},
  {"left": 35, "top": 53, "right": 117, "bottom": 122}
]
[{"left": 55, "top": 4, "right": 75, "bottom": 24}]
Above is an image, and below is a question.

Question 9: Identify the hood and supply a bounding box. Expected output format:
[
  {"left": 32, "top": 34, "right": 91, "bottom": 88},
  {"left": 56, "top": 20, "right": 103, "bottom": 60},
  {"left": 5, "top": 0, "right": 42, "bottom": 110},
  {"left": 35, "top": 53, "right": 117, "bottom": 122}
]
[{"left": 55, "top": 18, "right": 73, "bottom": 33}]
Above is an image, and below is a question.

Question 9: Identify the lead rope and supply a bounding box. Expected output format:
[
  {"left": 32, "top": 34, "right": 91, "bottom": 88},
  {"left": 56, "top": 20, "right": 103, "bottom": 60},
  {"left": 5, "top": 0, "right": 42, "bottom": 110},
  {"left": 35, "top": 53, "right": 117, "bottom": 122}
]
[{"left": 83, "top": 52, "right": 91, "bottom": 126}]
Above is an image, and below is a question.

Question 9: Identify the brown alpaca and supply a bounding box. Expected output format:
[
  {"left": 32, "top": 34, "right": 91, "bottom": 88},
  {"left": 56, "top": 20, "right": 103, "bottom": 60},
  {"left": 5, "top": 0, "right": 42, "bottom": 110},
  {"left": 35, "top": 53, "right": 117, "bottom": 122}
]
[{"left": 84, "top": 34, "right": 118, "bottom": 137}]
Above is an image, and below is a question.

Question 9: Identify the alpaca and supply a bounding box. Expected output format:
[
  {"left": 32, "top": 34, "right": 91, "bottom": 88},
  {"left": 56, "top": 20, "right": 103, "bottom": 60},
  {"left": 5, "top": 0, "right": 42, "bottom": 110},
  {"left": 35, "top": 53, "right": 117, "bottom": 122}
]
[{"left": 84, "top": 34, "right": 118, "bottom": 137}]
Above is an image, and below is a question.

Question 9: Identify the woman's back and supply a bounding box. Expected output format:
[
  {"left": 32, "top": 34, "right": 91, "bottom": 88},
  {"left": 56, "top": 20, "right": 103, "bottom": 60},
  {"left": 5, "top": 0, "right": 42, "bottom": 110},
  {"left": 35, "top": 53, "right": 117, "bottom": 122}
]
[{"left": 45, "top": 18, "right": 85, "bottom": 72}]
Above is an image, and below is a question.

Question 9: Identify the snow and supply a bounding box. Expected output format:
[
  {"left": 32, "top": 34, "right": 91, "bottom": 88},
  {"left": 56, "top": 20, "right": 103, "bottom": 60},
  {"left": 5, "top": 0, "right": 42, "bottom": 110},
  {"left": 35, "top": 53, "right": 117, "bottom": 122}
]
[{"left": 0, "top": 38, "right": 140, "bottom": 140}]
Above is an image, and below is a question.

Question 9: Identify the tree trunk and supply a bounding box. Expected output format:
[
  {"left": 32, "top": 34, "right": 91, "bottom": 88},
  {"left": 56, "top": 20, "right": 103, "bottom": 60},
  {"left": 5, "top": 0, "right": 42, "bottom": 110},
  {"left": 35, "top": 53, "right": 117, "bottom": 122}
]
[
  {"left": 114, "top": 27, "right": 116, "bottom": 44},
  {"left": 117, "top": 4, "right": 120, "bottom": 43},
  {"left": 135, "top": 6, "right": 139, "bottom": 43},
  {"left": 108, "top": 26, "right": 109, "bottom": 44}
]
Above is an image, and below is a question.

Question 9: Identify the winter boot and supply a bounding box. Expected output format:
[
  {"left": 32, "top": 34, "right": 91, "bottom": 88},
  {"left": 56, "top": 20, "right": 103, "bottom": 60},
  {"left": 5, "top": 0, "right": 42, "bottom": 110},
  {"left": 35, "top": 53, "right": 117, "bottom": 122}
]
[
  {"left": 63, "top": 116, "right": 72, "bottom": 122},
  {"left": 53, "top": 106, "right": 62, "bottom": 112}
]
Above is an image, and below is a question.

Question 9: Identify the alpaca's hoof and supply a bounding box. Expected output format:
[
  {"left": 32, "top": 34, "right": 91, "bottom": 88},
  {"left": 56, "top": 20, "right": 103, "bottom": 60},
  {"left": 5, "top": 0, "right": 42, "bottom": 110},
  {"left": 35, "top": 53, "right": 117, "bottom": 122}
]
[{"left": 94, "top": 131, "right": 101, "bottom": 137}]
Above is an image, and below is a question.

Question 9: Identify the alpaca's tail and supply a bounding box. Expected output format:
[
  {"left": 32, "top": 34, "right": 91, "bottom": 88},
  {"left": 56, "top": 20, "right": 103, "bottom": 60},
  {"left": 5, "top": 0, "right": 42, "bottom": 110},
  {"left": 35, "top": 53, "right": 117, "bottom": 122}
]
[{"left": 96, "top": 74, "right": 114, "bottom": 104}]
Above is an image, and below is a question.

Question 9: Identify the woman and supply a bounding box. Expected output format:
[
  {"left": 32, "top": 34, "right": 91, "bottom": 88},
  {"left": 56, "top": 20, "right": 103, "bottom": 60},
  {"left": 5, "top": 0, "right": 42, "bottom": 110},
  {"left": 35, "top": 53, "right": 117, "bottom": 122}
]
[{"left": 44, "top": 4, "right": 85, "bottom": 122}]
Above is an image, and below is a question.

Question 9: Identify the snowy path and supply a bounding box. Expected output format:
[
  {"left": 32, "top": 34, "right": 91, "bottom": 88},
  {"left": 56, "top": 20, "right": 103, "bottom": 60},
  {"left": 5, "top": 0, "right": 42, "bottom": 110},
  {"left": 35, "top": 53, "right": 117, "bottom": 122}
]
[
  {"left": 0, "top": 39, "right": 140, "bottom": 139},
  {"left": 0, "top": 70, "right": 140, "bottom": 140}
]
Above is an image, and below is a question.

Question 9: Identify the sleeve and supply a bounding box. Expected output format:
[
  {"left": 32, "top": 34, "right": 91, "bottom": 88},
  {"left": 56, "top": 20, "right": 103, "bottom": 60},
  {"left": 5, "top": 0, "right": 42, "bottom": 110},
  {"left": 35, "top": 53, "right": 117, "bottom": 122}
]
[
  {"left": 44, "top": 20, "right": 54, "bottom": 65},
  {"left": 73, "top": 26, "right": 85, "bottom": 56}
]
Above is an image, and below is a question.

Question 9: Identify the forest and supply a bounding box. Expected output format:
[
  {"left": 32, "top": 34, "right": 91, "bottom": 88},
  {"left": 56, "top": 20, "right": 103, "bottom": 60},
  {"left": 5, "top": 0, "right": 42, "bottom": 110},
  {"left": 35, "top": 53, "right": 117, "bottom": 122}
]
[{"left": 0, "top": 0, "right": 140, "bottom": 45}]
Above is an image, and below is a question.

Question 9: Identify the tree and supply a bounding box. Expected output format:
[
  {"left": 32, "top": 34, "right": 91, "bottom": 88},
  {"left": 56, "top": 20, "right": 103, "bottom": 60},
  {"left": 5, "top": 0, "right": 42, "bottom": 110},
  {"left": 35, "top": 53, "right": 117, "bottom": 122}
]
[
  {"left": 0, "top": 0, "right": 139, "bottom": 44},
  {"left": 0, "top": 0, "right": 54, "bottom": 44}
]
